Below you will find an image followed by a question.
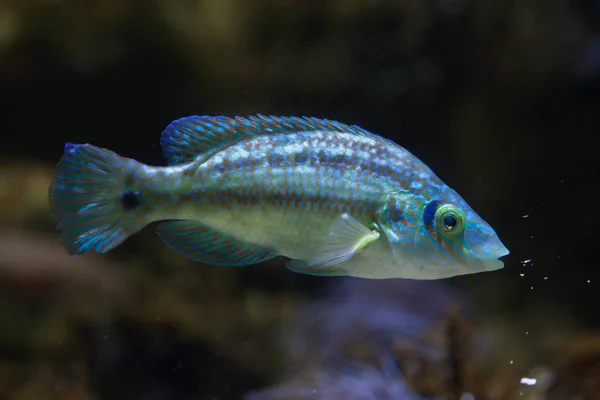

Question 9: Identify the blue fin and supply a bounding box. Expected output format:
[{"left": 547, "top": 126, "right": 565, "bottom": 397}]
[
  {"left": 156, "top": 220, "right": 278, "bottom": 266},
  {"left": 48, "top": 143, "right": 145, "bottom": 255},
  {"left": 160, "top": 114, "right": 394, "bottom": 165},
  {"left": 160, "top": 116, "right": 242, "bottom": 165}
]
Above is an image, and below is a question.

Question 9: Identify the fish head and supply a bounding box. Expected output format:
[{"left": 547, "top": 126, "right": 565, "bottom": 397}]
[{"left": 377, "top": 190, "right": 509, "bottom": 279}]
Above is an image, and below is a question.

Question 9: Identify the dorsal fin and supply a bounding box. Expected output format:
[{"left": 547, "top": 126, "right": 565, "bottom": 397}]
[
  {"left": 160, "top": 114, "right": 393, "bottom": 165},
  {"left": 160, "top": 116, "right": 240, "bottom": 166}
]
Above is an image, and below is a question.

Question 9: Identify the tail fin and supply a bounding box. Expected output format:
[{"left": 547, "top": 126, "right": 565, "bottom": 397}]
[{"left": 48, "top": 143, "right": 145, "bottom": 255}]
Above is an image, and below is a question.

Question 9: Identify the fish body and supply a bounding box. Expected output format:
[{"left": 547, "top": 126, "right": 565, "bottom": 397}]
[{"left": 49, "top": 115, "right": 509, "bottom": 279}]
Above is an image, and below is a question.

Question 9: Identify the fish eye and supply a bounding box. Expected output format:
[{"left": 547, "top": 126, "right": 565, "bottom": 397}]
[
  {"left": 435, "top": 204, "right": 465, "bottom": 236},
  {"left": 443, "top": 214, "right": 457, "bottom": 228}
]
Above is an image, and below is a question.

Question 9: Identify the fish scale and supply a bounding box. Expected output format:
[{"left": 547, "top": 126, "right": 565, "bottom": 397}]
[{"left": 48, "top": 114, "right": 509, "bottom": 279}]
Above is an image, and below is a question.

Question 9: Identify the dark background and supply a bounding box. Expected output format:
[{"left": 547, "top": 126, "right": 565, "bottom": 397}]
[{"left": 0, "top": 1, "right": 598, "bottom": 399}]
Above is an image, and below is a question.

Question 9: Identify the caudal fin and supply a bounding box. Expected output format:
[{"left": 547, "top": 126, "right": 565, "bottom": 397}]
[{"left": 48, "top": 143, "right": 144, "bottom": 255}]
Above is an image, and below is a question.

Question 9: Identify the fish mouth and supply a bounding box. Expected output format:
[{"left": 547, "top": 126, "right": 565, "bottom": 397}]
[
  {"left": 459, "top": 222, "right": 510, "bottom": 274},
  {"left": 457, "top": 239, "right": 508, "bottom": 274},
  {"left": 472, "top": 256, "right": 506, "bottom": 272},
  {"left": 464, "top": 220, "right": 509, "bottom": 258},
  {"left": 473, "top": 240, "right": 510, "bottom": 260}
]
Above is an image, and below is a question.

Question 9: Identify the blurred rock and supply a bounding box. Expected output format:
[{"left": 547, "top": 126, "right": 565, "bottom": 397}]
[
  {"left": 245, "top": 363, "right": 427, "bottom": 400},
  {"left": 543, "top": 334, "right": 600, "bottom": 400},
  {"left": 282, "top": 278, "right": 469, "bottom": 370},
  {"left": 0, "top": 162, "right": 54, "bottom": 228},
  {"left": 249, "top": 278, "right": 483, "bottom": 399},
  {"left": 0, "top": 230, "right": 124, "bottom": 301}
]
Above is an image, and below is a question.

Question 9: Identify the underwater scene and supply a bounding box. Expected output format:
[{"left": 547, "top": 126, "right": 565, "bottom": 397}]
[{"left": 0, "top": 1, "right": 598, "bottom": 399}]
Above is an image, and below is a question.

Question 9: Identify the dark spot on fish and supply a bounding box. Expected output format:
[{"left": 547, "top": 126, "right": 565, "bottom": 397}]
[
  {"left": 120, "top": 191, "right": 142, "bottom": 211},
  {"left": 386, "top": 195, "right": 402, "bottom": 222},
  {"left": 423, "top": 200, "right": 440, "bottom": 228}
]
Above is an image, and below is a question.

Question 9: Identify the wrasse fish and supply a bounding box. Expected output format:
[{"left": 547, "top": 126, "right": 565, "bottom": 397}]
[{"left": 48, "top": 115, "right": 509, "bottom": 279}]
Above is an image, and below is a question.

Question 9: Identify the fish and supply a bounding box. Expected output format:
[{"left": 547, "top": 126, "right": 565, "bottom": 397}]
[{"left": 48, "top": 115, "right": 509, "bottom": 279}]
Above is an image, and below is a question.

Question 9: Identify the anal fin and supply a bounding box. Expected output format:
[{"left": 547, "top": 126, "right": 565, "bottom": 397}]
[{"left": 156, "top": 220, "right": 277, "bottom": 266}]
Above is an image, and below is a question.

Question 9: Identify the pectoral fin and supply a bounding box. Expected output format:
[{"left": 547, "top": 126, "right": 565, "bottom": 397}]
[
  {"left": 293, "top": 214, "right": 380, "bottom": 273},
  {"left": 156, "top": 220, "right": 277, "bottom": 266}
]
